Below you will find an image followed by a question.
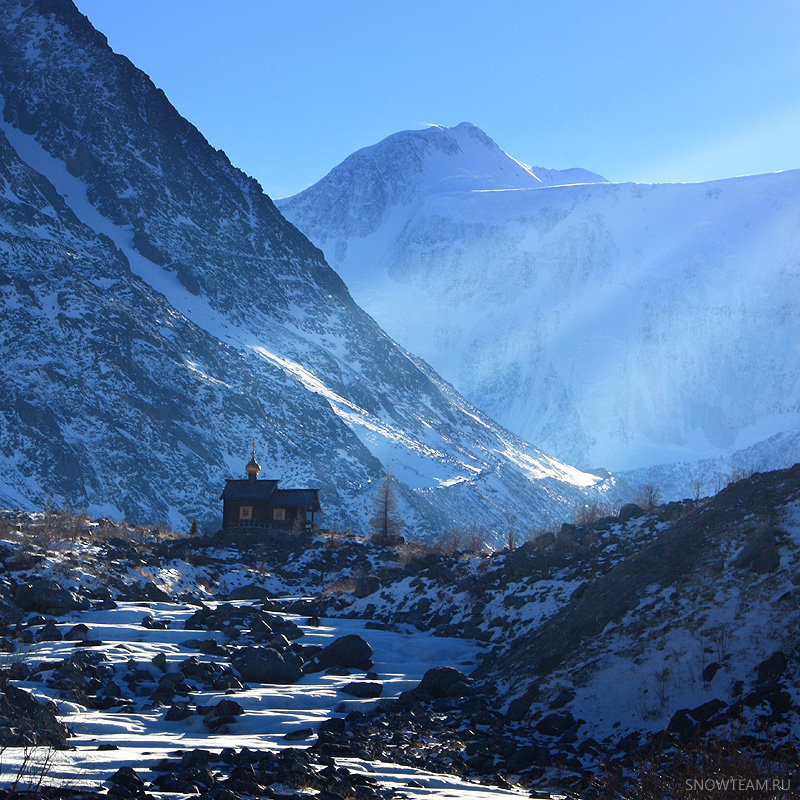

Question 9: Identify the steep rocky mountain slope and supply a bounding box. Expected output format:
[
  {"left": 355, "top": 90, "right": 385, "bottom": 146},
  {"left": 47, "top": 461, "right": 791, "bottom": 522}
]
[
  {"left": 0, "top": 0, "right": 619, "bottom": 539},
  {"left": 280, "top": 124, "right": 800, "bottom": 497}
]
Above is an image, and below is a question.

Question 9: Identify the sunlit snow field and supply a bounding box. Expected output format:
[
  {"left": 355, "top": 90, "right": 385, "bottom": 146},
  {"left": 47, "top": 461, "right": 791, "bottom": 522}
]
[{"left": 9, "top": 601, "right": 532, "bottom": 800}]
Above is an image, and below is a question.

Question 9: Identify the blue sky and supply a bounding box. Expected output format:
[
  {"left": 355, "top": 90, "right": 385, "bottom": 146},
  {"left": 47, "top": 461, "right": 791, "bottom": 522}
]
[{"left": 74, "top": 1, "right": 800, "bottom": 199}]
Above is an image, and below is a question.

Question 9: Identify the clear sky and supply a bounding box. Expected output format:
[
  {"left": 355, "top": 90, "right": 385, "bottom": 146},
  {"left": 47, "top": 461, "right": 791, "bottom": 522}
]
[{"left": 73, "top": 0, "right": 800, "bottom": 199}]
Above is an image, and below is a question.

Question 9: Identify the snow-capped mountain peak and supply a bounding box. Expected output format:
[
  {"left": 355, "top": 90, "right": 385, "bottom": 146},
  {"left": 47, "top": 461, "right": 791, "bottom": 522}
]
[{"left": 279, "top": 122, "right": 606, "bottom": 242}]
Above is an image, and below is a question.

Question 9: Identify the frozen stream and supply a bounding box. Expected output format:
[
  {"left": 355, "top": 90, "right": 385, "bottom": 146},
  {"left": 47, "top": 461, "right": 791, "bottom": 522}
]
[{"left": 9, "top": 601, "right": 533, "bottom": 799}]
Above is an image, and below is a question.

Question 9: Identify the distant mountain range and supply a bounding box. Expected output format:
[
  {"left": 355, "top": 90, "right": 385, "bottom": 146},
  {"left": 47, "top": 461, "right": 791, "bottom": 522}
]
[
  {"left": 0, "top": 0, "right": 619, "bottom": 541},
  {"left": 280, "top": 122, "right": 800, "bottom": 497}
]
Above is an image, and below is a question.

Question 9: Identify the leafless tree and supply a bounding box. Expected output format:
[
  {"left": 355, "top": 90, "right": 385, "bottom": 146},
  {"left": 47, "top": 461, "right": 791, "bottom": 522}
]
[{"left": 368, "top": 474, "right": 404, "bottom": 544}]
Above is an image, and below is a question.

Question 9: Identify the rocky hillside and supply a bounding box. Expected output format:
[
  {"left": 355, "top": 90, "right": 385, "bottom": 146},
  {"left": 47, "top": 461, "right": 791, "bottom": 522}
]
[
  {"left": 0, "top": 0, "right": 619, "bottom": 540},
  {"left": 0, "top": 465, "right": 797, "bottom": 794},
  {"left": 311, "top": 465, "right": 800, "bottom": 790},
  {"left": 281, "top": 123, "right": 800, "bottom": 497}
]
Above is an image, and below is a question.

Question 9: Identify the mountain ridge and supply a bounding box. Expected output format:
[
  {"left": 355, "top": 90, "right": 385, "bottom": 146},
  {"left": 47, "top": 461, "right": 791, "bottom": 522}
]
[{"left": 0, "top": 0, "right": 619, "bottom": 540}]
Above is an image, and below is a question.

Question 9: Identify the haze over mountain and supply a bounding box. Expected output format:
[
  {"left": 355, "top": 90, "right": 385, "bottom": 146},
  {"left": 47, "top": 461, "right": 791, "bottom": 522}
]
[
  {"left": 0, "top": 0, "right": 620, "bottom": 540},
  {"left": 280, "top": 123, "right": 800, "bottom": 497}
]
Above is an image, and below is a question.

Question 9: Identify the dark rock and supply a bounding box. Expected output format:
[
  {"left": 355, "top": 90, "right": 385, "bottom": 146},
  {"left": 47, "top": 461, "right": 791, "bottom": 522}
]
[
  {"left": 341, "top": 681, "right": 383, "bottom": 698},
  {"left": 354, "top": 574, "right": 381, "bottom": 598},
  {"left": 284, "top": 727, "right": 315, "bottom": 741},
  {"left": 233, "top": 646, "right": 302, "bottom": 684},
  {"left": 733, "top": 527, "right": 781, "bottom": 573},
  {"left": 756, "top": 651, "right": 788, "bottom": 684},
  {"left": 165, "top": 702, "right": 193, "bottom": 721},
  {"left": 535, "top": 711, "right": 575, "bottom": 737},
  {"left": 37, "top": 621, "right": 62, "bottom": 641},
  {"left": 305, "top": 635, "right": 373, "bottom": 673},
  {"left": 618, "top": 503, "right": 645, "bottom": 521},
  {"left": 703, "top": 662, "right": 722, "bottom": 683},
  {"left": 152, "top": 652, "right": 167, "bottom": 671},
  {"left": 64, "top": 623, "right": 89, "bottom": 641},
  {"left": 415, "top": 666, "right": 471, "bottom": 698},
  {"left": 108, "top": 766, "right": 145, "bottom": 798},
  {"left": 14, "top": 580, "right": 89, "bottom": 613},
  {"left": 0, "top": 678, "right": 70, "bottom": 748}
]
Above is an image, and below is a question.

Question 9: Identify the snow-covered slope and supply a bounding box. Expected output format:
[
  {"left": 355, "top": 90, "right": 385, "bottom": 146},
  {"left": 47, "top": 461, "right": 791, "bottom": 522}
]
[
  {"left": 0, "top": 0, "right": 618, "bottom": 539},
  {"left": 280, "top": 124, "right": 800, "bottom": 495}
]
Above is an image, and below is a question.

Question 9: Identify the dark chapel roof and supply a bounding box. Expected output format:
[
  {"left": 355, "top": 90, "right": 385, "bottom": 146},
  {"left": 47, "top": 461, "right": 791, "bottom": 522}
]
[
  {"left": 220, "top": 479, "right": 278, "bottom": 501},
  {"left": 220, "top": 480, "right": 320, "bottom": 510},
  {"left": 272, "top": 488, "right": 321, "bottom": 511}
]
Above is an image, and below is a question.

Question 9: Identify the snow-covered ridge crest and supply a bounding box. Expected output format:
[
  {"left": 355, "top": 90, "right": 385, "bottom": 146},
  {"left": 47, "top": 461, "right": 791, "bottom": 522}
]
[{"left": 279, "top": 122, "right": 607, "bottom": 242}]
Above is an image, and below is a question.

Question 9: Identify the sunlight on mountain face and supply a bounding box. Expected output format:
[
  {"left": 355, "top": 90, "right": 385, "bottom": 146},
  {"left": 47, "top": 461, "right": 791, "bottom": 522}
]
[{"left": 281, "top": 123, "right": 800, "bottom": 498}]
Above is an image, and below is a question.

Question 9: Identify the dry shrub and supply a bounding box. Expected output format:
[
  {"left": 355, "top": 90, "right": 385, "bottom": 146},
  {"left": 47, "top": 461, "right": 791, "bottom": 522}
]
[
  {"left": 321, "top": 576, "right": 357, "bottom": 596},
  {"left": 589, "top": 733, "right": 797, "bottom": 800},
  {"left": 396, "top": 540, "right": 434, "bottom": 572},
  {"left": 574, "top": 502, "right": 614, "bottom": 526}
]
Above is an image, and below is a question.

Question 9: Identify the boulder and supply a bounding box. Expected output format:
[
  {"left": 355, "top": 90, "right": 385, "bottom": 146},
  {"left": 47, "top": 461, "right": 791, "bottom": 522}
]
[
  {"left": 341, "top": 681, "right": 383, "bottom": 698},
  {"left": 354, "top": 574, "right": 381, "bottom": 598},
  {"left": 756, "top": 651, "right": 788, "bottom": 684},
  {"left": 304, "top": 634, "right": 373, "bottom": 673},
  {"left": 14, "top": 580, "right": 89, "bottom": 613},
  {"left": 733, "top": 528, "right": 781, "bottom": 573},
  {"left": 415, "top": 666, "right": 471, "bottom": 698},
  {"left": 233, "top": 647, "right": 302, "bottom": 684},
  {"left": 0, "top": 680, "right": 70, "bottom": 748},
  {"left": 64, "top": 623, "right": 89, "bottom": 641},
  {"left": 107, "top": 766, "right": 145, "bottom": 798},
  {"left": 37, "top": 622, "right": 62, "bottom": 641},
  {"left": 618, "top": 503, "right": 645, "bottom": 522}
]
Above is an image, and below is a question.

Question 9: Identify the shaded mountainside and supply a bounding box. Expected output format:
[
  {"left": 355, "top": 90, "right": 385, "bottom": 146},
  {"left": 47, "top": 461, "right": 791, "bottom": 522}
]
[
  {"left": 0, "top": 0, "right": 619, "bottom": 539},
  {"left": 281, "top": 123, "right": 800, "bottom": 496}
]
